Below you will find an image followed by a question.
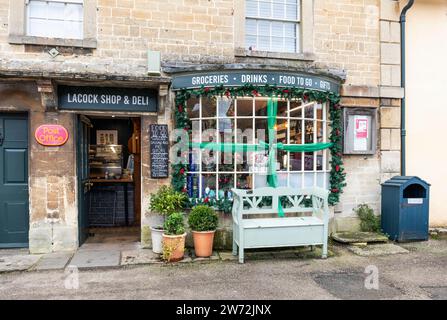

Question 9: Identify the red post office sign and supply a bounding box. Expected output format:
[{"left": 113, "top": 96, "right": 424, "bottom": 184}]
[{"left": 35, "top": 124, "right": 69, "bottom": 146}]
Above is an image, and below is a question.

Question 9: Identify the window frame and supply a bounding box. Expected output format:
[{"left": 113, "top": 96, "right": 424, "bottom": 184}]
[
  {"left": 8, "top": 0, "right": 97, "bottom": 48},
  {"left": 245, "top": 0, "right": 301, "bottom": 54},
  {"left": 186, "top": 95, "right": 331, "bottom": 199}
]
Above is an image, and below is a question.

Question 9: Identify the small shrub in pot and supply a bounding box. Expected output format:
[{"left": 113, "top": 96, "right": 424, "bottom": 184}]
[
  {"left": 188, "top": 205, "right": 219, "bottom": 257},
  {"left": 162, "top": 212, "right": 187, "bottom": 262},
  {"left": 149, "top": 186, "right": 186, "bottom": 254}
]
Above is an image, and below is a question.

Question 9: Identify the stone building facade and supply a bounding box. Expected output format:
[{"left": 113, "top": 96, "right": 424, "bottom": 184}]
[{"left": 0, "top": 0, "right": 410, "bottom": 253}]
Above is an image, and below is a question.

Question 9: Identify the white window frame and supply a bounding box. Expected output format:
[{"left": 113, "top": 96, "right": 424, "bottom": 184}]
[
  {"left": 8, "top": 0, "right": 97, "bottom": 48},
  {"left": 187, "top": 96, "right": 330, "bottom": 199},
  {"left": 245, "top": 0, "right": 301, "bottom": 53}
]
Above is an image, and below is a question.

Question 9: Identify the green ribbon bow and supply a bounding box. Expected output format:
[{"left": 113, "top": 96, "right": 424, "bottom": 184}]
[{"left": 192, "top": 98, "right": 333, "bottom": 217}]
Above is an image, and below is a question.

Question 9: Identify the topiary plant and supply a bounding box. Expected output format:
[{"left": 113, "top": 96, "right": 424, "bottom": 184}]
[
  {"left": 188, "top": 205, "right": 219, "bottom": 232},
  {"left": 163, "top": 212, "right": 186, "bottom": 236},
  {"left": 150, "top": 186, "right": 187, "bottom": 217},
  {"left": 354, "top": 204, "right": 381, "bottom": 233}
]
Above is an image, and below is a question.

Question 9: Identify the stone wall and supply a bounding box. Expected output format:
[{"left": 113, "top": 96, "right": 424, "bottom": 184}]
[{"left": 0, "top": 0, "right": 407, "bottom": 251}]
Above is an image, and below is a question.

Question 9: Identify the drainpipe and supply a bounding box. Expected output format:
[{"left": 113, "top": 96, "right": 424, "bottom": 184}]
[{"left": 400, "top": 0, "right": 415, "bottom": 176}]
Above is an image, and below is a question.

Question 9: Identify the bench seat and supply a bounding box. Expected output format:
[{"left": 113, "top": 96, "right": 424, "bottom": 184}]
[
  {"left": 232, "top": 187, "right": 329, "bottom": 263},
  {"left": 240, "top": 216, "right": 324, "bottom": 229}
]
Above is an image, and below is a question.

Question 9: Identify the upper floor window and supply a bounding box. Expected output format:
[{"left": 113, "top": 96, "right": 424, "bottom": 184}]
[
  {"left": 245, "top": 0, "right": 300, "bottom": 53},
  {"left": 26, "top": 0, "right": 84, "bottom": 40}
]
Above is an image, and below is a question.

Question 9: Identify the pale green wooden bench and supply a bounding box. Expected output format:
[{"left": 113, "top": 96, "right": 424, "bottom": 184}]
[{"left": 231, "top": 187, "right": 329, "bottom": 263}]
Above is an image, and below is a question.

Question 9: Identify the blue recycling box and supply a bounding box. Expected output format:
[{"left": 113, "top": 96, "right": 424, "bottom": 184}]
[{"left": 381, "top": 176, "right": 430, "bottom": 242}]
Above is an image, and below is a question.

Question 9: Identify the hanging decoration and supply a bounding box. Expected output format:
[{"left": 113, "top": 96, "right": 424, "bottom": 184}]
[{"left": 173, "top": 83, "right": 346, "bottom": 209}]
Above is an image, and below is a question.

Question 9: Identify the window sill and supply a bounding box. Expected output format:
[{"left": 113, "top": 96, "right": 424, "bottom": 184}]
[
  {"left": 8, "top": 35, "right": 97, "bottom": 49},
  {"left": 235, "top": 48, "right": 316, "bottom": 61}
]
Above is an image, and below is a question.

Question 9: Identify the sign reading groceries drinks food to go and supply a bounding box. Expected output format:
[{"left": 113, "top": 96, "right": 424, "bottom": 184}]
[
  {"left": 58, "top": 86, "right": 158, "bottom": 112},
  {"left": 35, "top": 124, "right": 69, "bottom": 146},
  {"left": 171, "top": 70, "right": 340, "bottom": 93}
]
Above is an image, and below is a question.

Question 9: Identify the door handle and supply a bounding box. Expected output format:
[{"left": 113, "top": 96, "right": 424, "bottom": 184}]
[{"left": 0, "top": 133, "right": 4, "bottom": 146}]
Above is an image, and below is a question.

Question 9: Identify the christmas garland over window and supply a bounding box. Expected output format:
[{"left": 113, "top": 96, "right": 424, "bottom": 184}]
[{"left": 172, "top": 84, "right": 346, "bottom": 210}]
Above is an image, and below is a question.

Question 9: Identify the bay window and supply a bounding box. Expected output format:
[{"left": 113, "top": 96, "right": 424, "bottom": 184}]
[{"left": 186, "top": 96, "right": 330, "bottom": 200}]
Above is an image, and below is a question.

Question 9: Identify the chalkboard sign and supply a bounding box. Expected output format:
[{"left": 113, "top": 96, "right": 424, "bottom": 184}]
[{"left": 150, "top": 124, "right": 169, "bottom": 178}]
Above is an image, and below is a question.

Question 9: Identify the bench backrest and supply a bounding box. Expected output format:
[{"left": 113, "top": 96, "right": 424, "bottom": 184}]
[{"left": 231, "top": 187, "right": 329, "bottom": 219}]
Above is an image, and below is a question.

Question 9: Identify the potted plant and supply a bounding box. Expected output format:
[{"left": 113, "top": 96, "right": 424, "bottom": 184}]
[
  {"left": 162, "top": 212, "right": 187, "bottom": 262},
  {"left": 188, "top": 205, "right": 219, "bottom": 257},
  {"left": 149, "top": 186, "right": 186, "bottom": 254}
]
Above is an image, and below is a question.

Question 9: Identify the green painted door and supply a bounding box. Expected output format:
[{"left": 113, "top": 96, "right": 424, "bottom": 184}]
[
  {"left": 77, "top": 116, "right": 91, "bottom": 245},
  {"left": 0, "top": 113, "right": 29, "bottom": 248}
]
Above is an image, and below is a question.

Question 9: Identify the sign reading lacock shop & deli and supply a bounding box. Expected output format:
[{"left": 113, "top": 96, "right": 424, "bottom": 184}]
[
  {"left": 150, "top": 124, "right": 169, "bottom": 179},
  {"left": 58, "top": 86, "right": 158, "bottom": 112},
  {"left": 171, "top": 70, "right": 341, "bottom": 93}
]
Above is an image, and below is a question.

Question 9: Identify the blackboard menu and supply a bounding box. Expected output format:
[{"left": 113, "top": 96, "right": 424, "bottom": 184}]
[{"left": 150, "top": 124, "right": 169, "bottom": 178}]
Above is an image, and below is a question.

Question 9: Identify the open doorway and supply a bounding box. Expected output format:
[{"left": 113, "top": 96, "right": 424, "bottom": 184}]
[{"left": 77, "top": 115, "right": 141, "bottom": 246}]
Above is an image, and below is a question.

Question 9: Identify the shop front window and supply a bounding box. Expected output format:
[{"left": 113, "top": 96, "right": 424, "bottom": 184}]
[{"left": 186, "top": 96, "right": 329, "bottom": 199}]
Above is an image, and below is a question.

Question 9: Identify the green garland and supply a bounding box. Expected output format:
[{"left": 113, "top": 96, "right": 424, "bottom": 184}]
[{"left": 173, "top": 83, "right": 346, "bottom": 207}]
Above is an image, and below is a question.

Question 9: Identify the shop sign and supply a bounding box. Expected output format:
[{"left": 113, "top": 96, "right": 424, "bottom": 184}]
[
  {"left": 35, "top": 124, "right": 69, "bottom": 146},
  {"left": 171, "top": 70, "right": 340, "bottom": 93},
  {"left": 58, "top": 86, "right": 158, "bottom": 112},
  {"left": 150, "top": 124, "right": 169, "bottom": 178}
]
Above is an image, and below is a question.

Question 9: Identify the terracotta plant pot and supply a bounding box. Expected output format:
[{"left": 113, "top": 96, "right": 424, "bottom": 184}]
[
  {"left": 192, "top": 230, "right": 216, "bottom": 257},
  {"left": 162, "top": 233, "right": 187, "bottom": 262}
]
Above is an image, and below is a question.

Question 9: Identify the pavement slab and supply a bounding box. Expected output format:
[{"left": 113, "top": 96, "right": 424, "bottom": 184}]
[
  {"left": 347, "top": 243, "right": 409, "bottom": 257},
  {"left": 121, "top": 249, "right": 161, "bottom": 265},
  {"left": 0, "top": 254, "right": 41, "bottom": 273},
  {"left": 33, "top": 252, "right": 74, "bottom": 271},
  {"left": 70, "top": 250, "right": 120, "bottom": 269},
  {"left": 332, "top": 232, "right": 388, "bottom": 244}
]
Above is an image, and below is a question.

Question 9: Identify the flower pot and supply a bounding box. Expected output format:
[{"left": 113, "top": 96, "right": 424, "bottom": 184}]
[
  {"left": 162, "top": 233, "right": 187, "bottom": 262},
  {"left": 192, "top": 230, "right": 215, "bottom": 257},
  {"left": 150, "top": 226, "right": 164, "bottom": 254}
]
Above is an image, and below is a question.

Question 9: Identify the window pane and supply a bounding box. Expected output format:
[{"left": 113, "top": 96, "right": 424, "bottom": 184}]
[
  {"left": 202, "top": 96, "right": 217, "bottom": 118},
  {"left": 286, "top": 4, "right": 297, "bottom": 20},
  {"left": 218, "top": 174, "right": 234, "bottom": 199},
  {"left": 255, "top": 99, "right": 268, "bottom": 116},
  {"left": 246, "top": 19, "right": 257, "bottom": 35},
  {"left": 236, "top": 174, "right": 252, "bottom": 190},
  {"left": 277, "top": 172, "right": 288, "bottom": 187},
  {"left": 202, "top": 119, "right": 217, "bottom": 172},
  {"left": 258, "top": 36, "right": 270, "bottom": 51},
  {"left": 290, "top": 173, "right": 302, "bottom": 188},
  {"left": 304, "top": 152, "right": 313, "bottom": 171},
  {"left": 255, "top": 119, "right": 268, "bottom": 143},
  {"left": 290, "top": 119, "right": 302, "bottom": 144},
  {"left": 284, "top": 23, "right": 296, "bottom": 37},
  {"left": 305, "top": 120, "right": 314, "bottom": 143},
  {"left": 237, "top": 118, "right": 253, "bottom": 143},
  {"left": 316, "top": 151, "right": 324, "bottom": 171},
  {"left": 217, "top": 97, "right": 234, "bottom": 118},
  {"left": 304, "top": 103, "right": 314, "bottom": 119},
  {"left": 316, "top": 103, "right": 324, "bottom": 120},
  {"left": 246, "top": 0, "right": 258, "bottom": 16},
  {"left": 272, "top": 3, "right": 285, "bottom": 19},
  {"left": 186, "top": 174, "right": 200, "bottom": 198},
  {"left": 47, "top": 2, "right": 65, "bottom": 19},
  {"left": 187, "top": 97, "right": 200, "bottom": 119},
  {"left": 289, "top": 100, "right": 302, "bottom": 118},
  {"left": 284, "top": 38, "right": 296, "bottom": 53},
  {"left": 202, "top": 174, "right": 217, "bottom": 198},
  {"left": 65, "top": 3, "right": 83, "bottom": 21},
  {"left": 259, "top": 1, "right": 271, "bottom": 18},
  {"left": 289, "top": 152, "right": 302, "bottom": 171},
  {"left": 272, "top": 22, "right": 283, "bottom": 37},
  {"left": 237, "top": 99, "right": 253, "bottom": 116},
  {"left": 304, "top": 172, "right": 314, "bottom": 187},
  {"left": 64, "top": 21, "right": 83, "bottom": 39},
  {"left": 317, "top": 121, "right": 324, "bottom": 142},
  {"left": 277, "top": 100, "right": 288, "bottom": 117},
  {"left": 271, "top": 37, "right": 284, "bottom": 52},
  {"left": 28, "top": 1, "right": 47, "bottom": 18}
]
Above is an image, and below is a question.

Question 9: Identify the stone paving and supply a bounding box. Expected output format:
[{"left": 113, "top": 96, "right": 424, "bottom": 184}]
[{"left": 0, "top": 240, "right": 410, "bottom": 273}]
